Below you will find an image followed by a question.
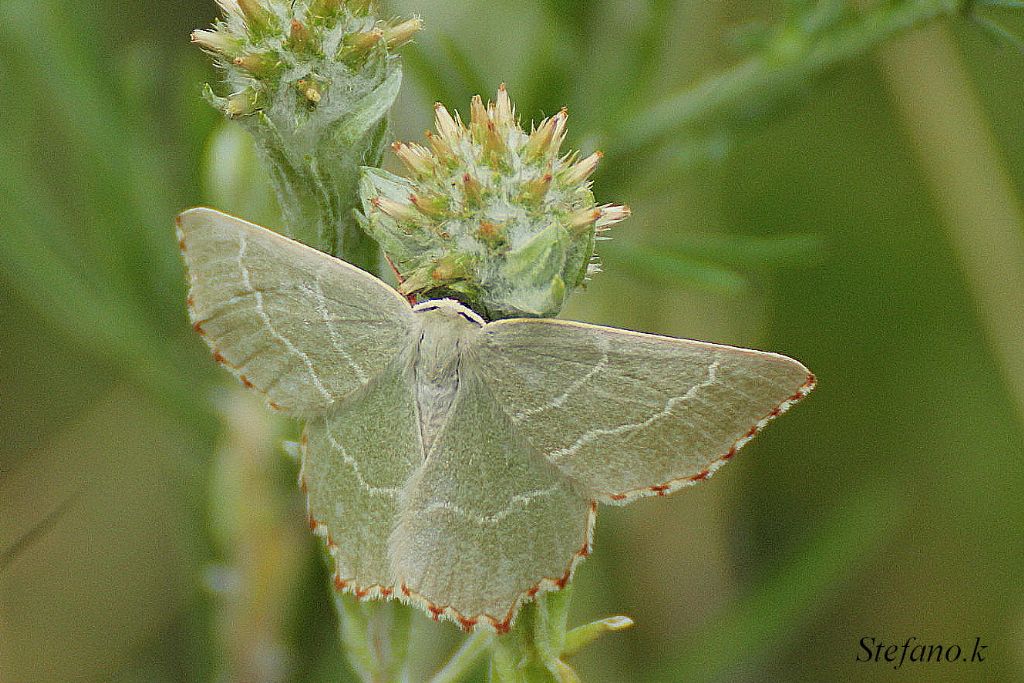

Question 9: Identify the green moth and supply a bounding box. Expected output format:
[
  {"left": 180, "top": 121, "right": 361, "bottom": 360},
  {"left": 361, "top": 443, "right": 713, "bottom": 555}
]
[{"left": 177, "top": 207, "right": 815, "bottom": 633}]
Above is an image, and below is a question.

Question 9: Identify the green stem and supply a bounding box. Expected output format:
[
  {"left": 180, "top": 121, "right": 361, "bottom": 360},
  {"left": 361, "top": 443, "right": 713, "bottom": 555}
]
[
  {"left": 429, "top": 632, "right": 494, "bottom": 683},
  {"left": 487, "top": 589, "right": 580, "bottom": 683},
  {"left": 609, "top": 0, "right": 968, "bottom": 157},
  {"left": 337, "top": 596, "right": 412, "bottom": 682},
  {"left": 337, "top": 594, "right": 375, "bottom": 682},
  {"left": 247, "top": 110, "right": 387, "bottom": 274}
]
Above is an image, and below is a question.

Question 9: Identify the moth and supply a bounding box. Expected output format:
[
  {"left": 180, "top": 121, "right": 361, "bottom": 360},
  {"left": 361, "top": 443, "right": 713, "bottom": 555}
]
[{"left": 177, "top": 207, "right": 815, "bottom": 633}]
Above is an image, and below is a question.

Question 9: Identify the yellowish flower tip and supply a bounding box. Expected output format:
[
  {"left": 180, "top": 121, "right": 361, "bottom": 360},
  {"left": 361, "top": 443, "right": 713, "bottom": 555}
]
[
  {"left": 569, "top": 207, "right": 602, "bottom": 232},
  {"left": 434, "top": 103, "right": 463, "bottom": 142},
  {"left": 371, "top": 196, "right": 420, "bottom": 223},
  {"left": 561, "top": 151, "right": 603, "bottom": 186},
  {"left": 550, "top": 107, "right": 569, "bottom": 151},
  {"left": 482, "top": 121, "right": 507, "bottom": 164},
  {"left": 523, "top": 172, "right": 554, "bottom": 203},
  {"left": 494, "top": 83, "right": 515, "bottom": 126},
  {"left": 191, "top": 29, "right": 238, "bottom": 56},
  {"left": 384, "top": 17, "right": 423, "bottom": 50},
  {"left": 341, "top": 28, "right": 384, "bottom": 56},
  {"left": 410, "top": 193, "right": 449, "bottom": 219},
  {"left": 470, "top": 95, "right": 488, "bottom": 124},
  {"left": 236, "top": 0, "right": 276, "bottom": 33},
  {"left": 425, "top": 131, "right": 454, "bottom": 161},
  {"left": 392, "top": 142, "right": 435, "bottom": 177},
  {"left": 233, "top": 53, "right": 278, "bottom": 77},
  {"left": 525, "top": 108, "right": 569, "bottom": 161},
  {"left": 596, "top": 204, "right": 631, "bottom": 230},
  {"left": 462, "top": 173, "right": 484, "bottom": 207},
  {"left": 288, "top": 19, "right": 312, "bottom": 51}
]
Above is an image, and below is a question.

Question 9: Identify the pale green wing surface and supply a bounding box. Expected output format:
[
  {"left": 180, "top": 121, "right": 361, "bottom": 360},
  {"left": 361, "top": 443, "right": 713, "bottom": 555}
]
[
  {"left": 389, "top": 367, "right": 592, "bottom": 632},
  {"left": 303, "top": 355, "right": 422, "bottom": 595},
  {"left": 476, "top": 319, "right": 815, "bottom": 503},
  {"left": 177, "top": 207, "right": 417, "bottom": 415}
]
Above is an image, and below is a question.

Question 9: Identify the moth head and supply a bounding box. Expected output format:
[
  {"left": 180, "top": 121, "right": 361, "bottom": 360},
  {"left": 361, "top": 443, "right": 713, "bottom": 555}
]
[
  {"left": 359, "top": 86, "right": 630, "bottom": 320},
  {"left": 412, "top": 299, "right": 486, "bottom": 328}
]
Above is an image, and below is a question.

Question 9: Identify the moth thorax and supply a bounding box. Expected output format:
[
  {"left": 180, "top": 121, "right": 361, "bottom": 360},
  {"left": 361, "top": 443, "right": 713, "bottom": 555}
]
[
  {"left": 412, "top": 301, "right": 481, "bottom": 453},
  {"left": 412, "top": 301, "right": 481, "bottom": 378}
]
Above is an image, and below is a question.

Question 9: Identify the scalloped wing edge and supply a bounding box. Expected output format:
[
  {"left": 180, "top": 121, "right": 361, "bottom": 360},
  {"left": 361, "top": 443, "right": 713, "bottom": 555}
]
[{"left": 598, "top": 371, "right": 817, "bottom": 505}]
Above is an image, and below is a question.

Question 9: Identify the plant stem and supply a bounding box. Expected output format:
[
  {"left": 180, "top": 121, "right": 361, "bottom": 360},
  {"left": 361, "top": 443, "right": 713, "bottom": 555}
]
[
  {"left": 337, "top": 596, "right": 412, "bottom": 682},
  {"left": 485, "top": 589, "right": 583, "bottom": 682},
  {"left": 337, "top": 594, "right": 375, "bottom": 682},
  {"left": 876, "top": 23, "right": 1024, "bottom": 426},
  {"left": 609, "top": 0, "right": 967, "bottom": 157},
  {"left": 429, "top": 632, "right": 494, "bottom": 683}
]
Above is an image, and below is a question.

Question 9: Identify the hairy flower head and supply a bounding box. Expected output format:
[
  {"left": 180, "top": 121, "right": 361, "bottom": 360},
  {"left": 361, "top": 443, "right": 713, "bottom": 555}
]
[
  {"left": 360, "top": 86, "right": 630, "bottom": 319},
  {"left": 192, "top": 0, "right": 421, "bottom": 254},
  {"left": 193, "top": 0, "right": 420, "bottom": 118}
]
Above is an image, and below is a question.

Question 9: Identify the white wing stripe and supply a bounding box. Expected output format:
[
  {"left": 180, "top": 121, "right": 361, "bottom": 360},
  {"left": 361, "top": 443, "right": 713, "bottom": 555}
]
[
  {"left": 419, "top": 485, "right": 561, "bottom": 525},
  {"left": 237, "top": 234, "right": 334, "bottom": 402},
  {"left": 548, "top": 358, "right": 722, "bottom": 463},
  {"left": 511, "top": 348, "right": 610, "bottom": 423},
  {"left": 312, "top": 277, "right": 369, "bottom": 385},
  {"left": 324, "top": 422, "right": 402, "bottom": 497}
]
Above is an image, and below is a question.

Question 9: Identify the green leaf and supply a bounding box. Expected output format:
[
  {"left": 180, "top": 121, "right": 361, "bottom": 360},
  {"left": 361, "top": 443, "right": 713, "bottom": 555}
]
[
  {"left": 601, "top": 242, "right": 751, "bottom": 295},
  {"left": 608, "top": 0, "right": 966, "bottom": 157},
  {"left": 560, "top": 616, "right": 634, "bottom": 659}
]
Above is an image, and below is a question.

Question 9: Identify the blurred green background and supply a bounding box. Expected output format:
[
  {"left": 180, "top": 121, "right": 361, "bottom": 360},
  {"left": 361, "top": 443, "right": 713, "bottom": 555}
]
[{"left": 2, "top": 0, "right": 1024, "bottom": 681}]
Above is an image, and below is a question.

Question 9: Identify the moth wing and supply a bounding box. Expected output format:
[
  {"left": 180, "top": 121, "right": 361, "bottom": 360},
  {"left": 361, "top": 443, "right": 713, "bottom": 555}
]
[
  {"left": 303, "top": 357, "right": 422, "bottom": 596},
  {"left": 177, "top": 208, "right": 418, "bottom": 415},
  {"left": 476, "top": 319, "right": 815, "bottom": 503},
  {"left": 389, "top": 366, "right": 592, "bottom": 632}
]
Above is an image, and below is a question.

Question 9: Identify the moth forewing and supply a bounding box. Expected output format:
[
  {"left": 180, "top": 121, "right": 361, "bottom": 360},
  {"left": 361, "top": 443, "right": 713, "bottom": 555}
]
[
  {"left": 475, "top": 318, "right": 815, "bottom": 503},
  {"left": 176, "top": 207, "right": 419, "bottom": 415}
]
